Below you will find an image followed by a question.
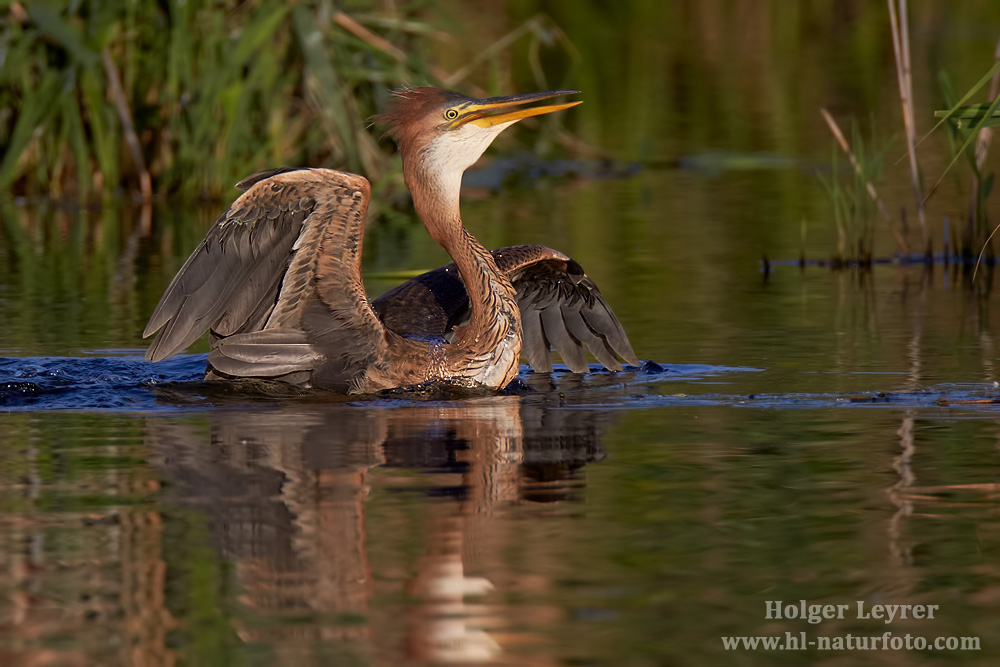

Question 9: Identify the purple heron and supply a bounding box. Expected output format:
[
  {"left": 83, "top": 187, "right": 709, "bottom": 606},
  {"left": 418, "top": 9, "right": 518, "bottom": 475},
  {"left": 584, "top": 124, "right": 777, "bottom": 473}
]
[{"left": 143, "top": 88, "right": 637, "bottom": 393}]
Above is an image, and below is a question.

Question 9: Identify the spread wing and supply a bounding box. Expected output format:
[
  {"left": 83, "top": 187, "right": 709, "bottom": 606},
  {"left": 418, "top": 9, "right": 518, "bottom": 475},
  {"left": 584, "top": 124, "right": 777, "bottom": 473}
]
[
  {"left": 144, "top": 168, "right": 384, "bottom": 385},
  {"left": 372, "top": 245, "right": 638, "bottom": 373}
]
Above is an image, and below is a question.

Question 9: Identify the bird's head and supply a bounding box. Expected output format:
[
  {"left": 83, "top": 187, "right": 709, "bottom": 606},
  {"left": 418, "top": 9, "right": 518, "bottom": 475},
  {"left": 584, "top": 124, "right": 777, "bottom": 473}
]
[{"left": 376, "top": 87, "right": 580, "bottom": 194}]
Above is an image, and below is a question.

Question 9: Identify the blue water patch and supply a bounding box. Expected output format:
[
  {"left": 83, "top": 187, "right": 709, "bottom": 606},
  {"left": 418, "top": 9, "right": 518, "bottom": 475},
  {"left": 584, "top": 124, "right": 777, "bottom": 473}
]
[
  {"left": 0, "top": 354, "right": 205, "bottom": 410},
  {"left": 2, "top": 354, "right": 997, "bottom": 413},
  {"left": 0, "top": 355, "right": 743, "bottom": 412}
]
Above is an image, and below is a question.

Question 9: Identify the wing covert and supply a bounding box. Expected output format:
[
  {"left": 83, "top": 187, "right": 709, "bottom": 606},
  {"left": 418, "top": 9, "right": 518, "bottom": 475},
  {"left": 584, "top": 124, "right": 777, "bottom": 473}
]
[{"left": 507, "top": 253, "right": 638, "bottom": 372}]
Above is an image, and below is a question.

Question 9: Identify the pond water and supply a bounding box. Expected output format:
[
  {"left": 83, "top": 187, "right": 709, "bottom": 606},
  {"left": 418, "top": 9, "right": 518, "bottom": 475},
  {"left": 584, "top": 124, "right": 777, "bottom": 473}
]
[
  {"left": 4, "top": 4, "right": 1000, "bottom": 666},
  {"left": 3, "top": 181, "right": 999, "bottom": 665}
]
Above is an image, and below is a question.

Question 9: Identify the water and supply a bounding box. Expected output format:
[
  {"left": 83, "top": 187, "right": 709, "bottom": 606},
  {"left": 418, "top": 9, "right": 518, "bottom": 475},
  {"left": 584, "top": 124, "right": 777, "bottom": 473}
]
[
  {"left": 3, "top": 244, "right": 999, "bottom": 665},
  {"left": 5, "top": 5, "right": 1000, "bottom": 665}
]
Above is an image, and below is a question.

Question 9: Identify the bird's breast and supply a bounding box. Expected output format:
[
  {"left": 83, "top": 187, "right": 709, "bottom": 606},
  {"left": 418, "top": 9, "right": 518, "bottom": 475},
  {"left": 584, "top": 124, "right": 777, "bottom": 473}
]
[{"left": 460, "top": 308, "right": 522, "bottom": 389}]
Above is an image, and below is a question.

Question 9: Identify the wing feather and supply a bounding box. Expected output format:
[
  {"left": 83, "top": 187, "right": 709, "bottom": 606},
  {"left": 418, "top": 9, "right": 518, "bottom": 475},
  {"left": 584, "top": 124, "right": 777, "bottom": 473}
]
[
  {"left": 143, "top": 168, "right": 377, "bottom": 368},
  {"left": 540, "top": 306, "right": 588, "bottom": 372},
  {"left": 520, "top": 308, "right": 552, "bottom": 372},
  {"left": 208, "top": 330, "right": 323, "bottom": 377},
  {"left": 372, "top": 244, "right": 638, "bottom": 372},
  {"left": 562, "top": 307, "right": 622, "bottom": 371},
  {"left": 578, "top": 289, "right": 637, "bottom": 364}
]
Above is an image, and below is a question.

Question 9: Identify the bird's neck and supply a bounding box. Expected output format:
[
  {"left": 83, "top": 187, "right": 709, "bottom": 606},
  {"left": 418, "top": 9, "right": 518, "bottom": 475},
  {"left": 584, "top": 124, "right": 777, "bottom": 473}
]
[{"left": 410, "top": 174, "right": 517, "bottom": 335}]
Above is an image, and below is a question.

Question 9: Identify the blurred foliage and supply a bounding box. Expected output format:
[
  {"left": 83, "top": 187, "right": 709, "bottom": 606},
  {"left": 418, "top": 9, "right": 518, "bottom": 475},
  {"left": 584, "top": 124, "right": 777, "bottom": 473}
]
[
  {"left": 0, "top": 0, "right": 576, "bottom": 200},
  {"left": 512, "top": 0, "right": 1000, "bottom": 261}
]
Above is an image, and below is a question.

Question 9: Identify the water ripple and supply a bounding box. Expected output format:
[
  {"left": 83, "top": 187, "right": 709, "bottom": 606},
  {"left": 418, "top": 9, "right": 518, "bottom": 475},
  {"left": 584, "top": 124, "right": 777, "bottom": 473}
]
[
  {"left": 0, "top": 354, "right": 205, "bottom": 410},
  {"left": 9, "top": 355, "right": 988, "bottom": 413}
]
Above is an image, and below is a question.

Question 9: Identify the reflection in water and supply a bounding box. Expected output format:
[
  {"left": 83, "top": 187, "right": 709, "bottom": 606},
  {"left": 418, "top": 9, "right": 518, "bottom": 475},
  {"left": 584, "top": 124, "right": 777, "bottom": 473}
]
[
  {"left": 0, "top": 443, "right": 172, "bottom": 667},
  {"left": 146, "top": 397, "right": 610, "bottom": 663}
]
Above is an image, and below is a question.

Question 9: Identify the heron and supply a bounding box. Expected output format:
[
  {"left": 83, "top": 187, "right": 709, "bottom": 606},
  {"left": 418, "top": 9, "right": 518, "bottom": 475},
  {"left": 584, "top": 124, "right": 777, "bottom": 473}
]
[{"left": 143, "top": 87, "right": 638, "bottom": 393}]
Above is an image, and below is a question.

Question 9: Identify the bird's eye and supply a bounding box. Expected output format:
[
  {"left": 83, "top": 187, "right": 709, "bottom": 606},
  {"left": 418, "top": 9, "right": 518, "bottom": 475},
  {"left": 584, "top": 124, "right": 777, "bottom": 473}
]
[{"left": 444, "top": 108, "right": 459, "bottom": 120}]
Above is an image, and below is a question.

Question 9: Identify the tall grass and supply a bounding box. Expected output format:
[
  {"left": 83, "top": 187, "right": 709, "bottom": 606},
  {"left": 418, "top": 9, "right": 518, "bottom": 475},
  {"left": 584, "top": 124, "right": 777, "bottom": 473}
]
[
  {"left": 937, "top": 71, "right": 1000, "bottom": 259},
  {"left": 817, "top": 117, "right": 886, "bottom": 265},
  {"left": 0, "top": 1, "right": 573, "bottom": 201},
  {"left": 817, "top": 1, "right": 1000, "bottom": 266}
]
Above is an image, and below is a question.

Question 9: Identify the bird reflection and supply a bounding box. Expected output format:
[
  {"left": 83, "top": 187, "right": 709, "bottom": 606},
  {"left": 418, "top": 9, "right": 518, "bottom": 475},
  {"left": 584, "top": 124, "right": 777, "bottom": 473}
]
[{"left": 146, "top": 396, "right": 609, "bottom": 663}]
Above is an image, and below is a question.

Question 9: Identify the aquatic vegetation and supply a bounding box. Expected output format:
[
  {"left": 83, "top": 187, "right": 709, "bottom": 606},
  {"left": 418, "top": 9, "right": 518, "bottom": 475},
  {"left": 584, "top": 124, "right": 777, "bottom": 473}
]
[
  {"left": 935, "top": 63, "right": 1000, "bottom": 264},
  {"left": 0, "top": 1, "right": 574, "bottom": 201},
  {"left": 816, "top": 0, "right": 1000, "bottom": 267},
  {"left": 816, "top": 117, "right": 887, "bottom": 265}
]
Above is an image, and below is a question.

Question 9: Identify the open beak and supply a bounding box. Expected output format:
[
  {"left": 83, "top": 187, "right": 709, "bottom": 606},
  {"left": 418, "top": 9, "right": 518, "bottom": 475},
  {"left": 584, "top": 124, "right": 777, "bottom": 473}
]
[{"left": 461, "top": 90, "right": 581, "bottom": 128}]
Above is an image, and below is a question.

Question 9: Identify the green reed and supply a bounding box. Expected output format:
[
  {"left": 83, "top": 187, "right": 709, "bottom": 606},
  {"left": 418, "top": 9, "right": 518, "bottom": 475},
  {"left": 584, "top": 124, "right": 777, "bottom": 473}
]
[
  {"left": 817, "top": 120, "right": 885, "bottom": 265},
  {"left": 817, "top": 0, "right": 1000, "bottom": 264},
  {"left": 0, "top": 1, "right": 571, "bottom": 201},
  {"left": 934, "top": 66, "right": 1000, "bottom": 259}
]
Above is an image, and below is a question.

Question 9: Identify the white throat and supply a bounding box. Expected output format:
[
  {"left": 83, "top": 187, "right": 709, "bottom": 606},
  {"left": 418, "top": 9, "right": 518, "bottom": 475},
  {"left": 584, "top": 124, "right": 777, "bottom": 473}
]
[{"left": 418, "top": 120, "right": 518, "bottom": 207}]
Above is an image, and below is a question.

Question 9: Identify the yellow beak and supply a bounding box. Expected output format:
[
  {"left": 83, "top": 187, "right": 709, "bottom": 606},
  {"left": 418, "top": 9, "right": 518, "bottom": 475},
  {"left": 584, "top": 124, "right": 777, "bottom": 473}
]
[{"left": 460, "top": 90, "right": 581, "bottom": 128}]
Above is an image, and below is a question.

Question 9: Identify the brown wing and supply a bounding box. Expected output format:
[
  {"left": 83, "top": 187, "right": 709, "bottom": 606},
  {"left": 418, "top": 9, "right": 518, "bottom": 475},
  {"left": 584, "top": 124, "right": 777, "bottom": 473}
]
[
  {"left": 144, "top": 168, "right": 387, "bottom": 388},
  {"left": 143, "top": 168, "right": 313, "bottom": 361},
  {"left": 372, "top": 245, "right": 638, "bottom": 373}
]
